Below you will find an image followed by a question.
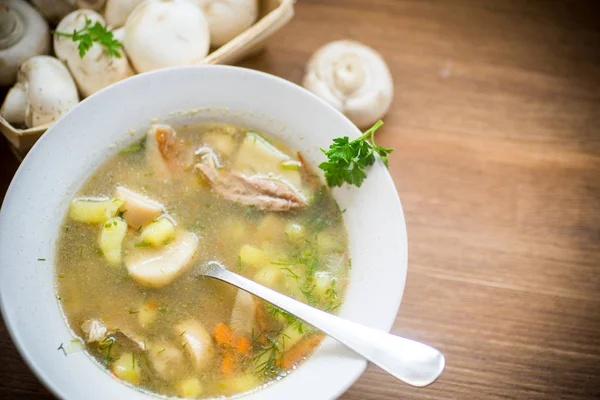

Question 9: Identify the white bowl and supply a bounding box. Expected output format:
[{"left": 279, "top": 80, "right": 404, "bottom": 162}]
[{"left": 0, "top": 66, "right": 407, "bottom": 400}]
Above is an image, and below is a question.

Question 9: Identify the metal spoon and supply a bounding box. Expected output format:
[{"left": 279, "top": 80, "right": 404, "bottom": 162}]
[{"left": 201, "top": 261, "right": 445, "bottom": 387}]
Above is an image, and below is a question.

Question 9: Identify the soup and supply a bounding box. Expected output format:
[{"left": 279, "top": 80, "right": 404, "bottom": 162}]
[{"left": 55, "top": 122, "right": 350, "bottom": 398}]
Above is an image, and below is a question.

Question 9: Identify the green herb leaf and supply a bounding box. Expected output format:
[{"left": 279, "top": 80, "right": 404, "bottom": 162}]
[
  {"left": 120, "top": 138, "right": 145, "bottom": 154},
  {"left": 318, "top": 120, "right": 392, "bottom": 187},
  {"left": 53, "top": 17, "right": 123, "bottom": 59}
]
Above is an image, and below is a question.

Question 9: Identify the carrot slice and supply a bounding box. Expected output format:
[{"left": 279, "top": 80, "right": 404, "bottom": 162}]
[
  {"left": 297, "top": 152, "right": 316, "bottom": 188},
  {"left": 221, "top": 351, "right": 237, "bottom": 376},
  {"left": 214, "top": 323, "right": 235, "bottom": 346},
  {"left": 235, "top": 336, "right": 251, "bottom": 355},
  {"left": 280, "top": 334, "right": 324, "bottom": 369}
]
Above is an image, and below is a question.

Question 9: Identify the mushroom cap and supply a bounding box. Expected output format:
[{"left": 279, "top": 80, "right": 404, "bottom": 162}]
[
  {"left": 302, "top": 40, "right": 394, "bottom": 128},
  {"left": 113, "top": 186, "right": 164, "bottom": 229},
  {"left": 230, "top": 289, "right": 256, "bottom": 337},
  {"left": 124, "top": 0, "right": 210, "bottom": 73},
  {"left": 54, "top": 9, "right": 134, "bottom": 97},
  {"left": 148, "top": 342, "right": 186, "bottom": 380},
  {"left": 0, "top": 55, "right": 79, "bottom": 128},
  {"left": 104, "top": 0, "right": 144, "bottom": 28},
  {"left": 0, "top": 0, "right": 51, "bottom": 86},
  {"left": 193, "top": 0, "right": 258, "bottom": 47},
  {"left": 174, "top": 320, "right": 214, "bottom": 372},
  {"left": 125, "top": 230, "right": 198, "bottom": 288}
]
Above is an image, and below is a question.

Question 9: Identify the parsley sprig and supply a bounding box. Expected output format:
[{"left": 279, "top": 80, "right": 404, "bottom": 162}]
[
  {"left": 53, "top": 17, "right": 123, "bottom": 59},
  {"left": 318, "top": 120, "right": 393, "bottom": 187}
]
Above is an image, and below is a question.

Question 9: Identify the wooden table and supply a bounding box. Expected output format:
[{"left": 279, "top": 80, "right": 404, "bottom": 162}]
[{"left": 2, "top": 0, "right": 600, "bottom": 398}]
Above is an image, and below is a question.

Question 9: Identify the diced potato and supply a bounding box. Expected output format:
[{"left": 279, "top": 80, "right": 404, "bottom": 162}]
[
  {"left": 255, "top": 215, "right": 285, "bottom": 243},
  {"left": 216, "top": 373, "right": 260, "bottom": 396},
  {"left": 280, "top": 324, "right": 305, "bottom": 352},
  {"left": 233, "top": 132, "right": 303, "bottom": 190},
  {"left": 284, "top": 222, "right": 306, "bottom": 242},
  {"left": 99, "top": 217, "right": 128, "bottom": 265},
  {"left": 139, "top": 218, "right": 175, "bottom": 246},
  {"left": 178, "top": 377, "right": 204, "bottom": 398},
  {"left": 261, "top": 241, "right": 287, "bottom": 262},
  {"left": 280, "top": 267, "right": 305, "bottom": 300},
  {"left": 111, "top": 352, "right": 141, "bottom": 385},
  {"left": 221, "top": 218, "right": 247, "bottom": 243},
  {"left": 203, "top": 132, "right": 236, "bottom": 157},
  {"left": 317, "top": 231, "right": 339, "bottom": 254},
  {"left": 239, "top": 244, "right": 267, "bottom": 268},
  {"left": 313, "top": 271, "right": 335, "bottom": 299},
  {"left": 253, "top": 266, "right": 281, "bottom": 289},
  {"left": 69, "top": 198, "right": 124, "bottom": 224},
  {"left": 137, "top": 302, "right": 158, "bottom": 328},
  {"left": 114, "top": 186, "right": 163, "bottom": 228}
]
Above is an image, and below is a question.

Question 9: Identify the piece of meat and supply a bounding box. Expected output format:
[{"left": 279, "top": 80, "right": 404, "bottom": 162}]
[
  {"left": 81, "top": 319, "right": 108, "bottom": 343},
  {"left": 81, "top": 319, "right": 147, "bottom": 350},
  {"left": 194, "top": 149, "right": 307, "bottom": 211}
]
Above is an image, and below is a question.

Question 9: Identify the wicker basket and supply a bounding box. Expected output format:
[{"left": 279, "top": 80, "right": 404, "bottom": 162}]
[{"left": 0, "top": 0, "right": 294, "bottom": 159}]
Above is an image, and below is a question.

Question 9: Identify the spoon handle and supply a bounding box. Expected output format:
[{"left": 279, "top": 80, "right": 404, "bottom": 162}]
[{"left": 203, "top": 262, "right": 445, "bottom": 387}]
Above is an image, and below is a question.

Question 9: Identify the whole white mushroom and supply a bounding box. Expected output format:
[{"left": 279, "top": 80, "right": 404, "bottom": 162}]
[
  {"left": 302, "top": 40, "right": 394, "bottom": 129},
  {"left": 104, "top": 0, "right": 143, "bottom": 28},
  {"left": 124, "top": 0, "right": 210, "bottom": 73},
  {"left": 54, "top": 9, "right": 134, "bottom": 97},
  {"left": 0, "top": 56, "right": 79, "bottom": 128},
  {"left": 193, "top": 0, "right": 258, "bottom": 47},
  {"left": 0, "top": 0, "right": 51, "bottom": 86}
]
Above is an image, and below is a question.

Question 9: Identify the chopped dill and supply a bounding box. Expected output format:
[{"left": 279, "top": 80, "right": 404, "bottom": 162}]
[
  {"left": 134, "top": 242, "right": 151, "bottom": 248},
  {"left": 129, "top": 310, "right": 139, "bottom": 314},
  {"left": 57, "top": 343, "right": 66, "bottom": 356},
  {"left": 99, "top": 337, "right": 115, "bottom": 367},
  {"left": 157, "top": 348, "right": 166, "bottom": 354},
  {"left": 281, "top": 267, "right": 299, "bottom": 280},
  {"left": 119, "top": 139, "right": 145, "bottom": 154},
  {"left": 38, "top": 258, "right": 46, "bottom": 261},
  {"left": 266, "top": 303, "right": 305, "bottom": 334},
  {"left": 253, "top": 331, "right": 284, "bottom": 377}
]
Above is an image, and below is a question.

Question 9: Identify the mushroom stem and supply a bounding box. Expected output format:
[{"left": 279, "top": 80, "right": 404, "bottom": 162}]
[
  {"left": 0, "top": 6, "right": 23, "bottom": 50},
  {"left": 0, "top": 84, "right": 26, "bottom": 125}
]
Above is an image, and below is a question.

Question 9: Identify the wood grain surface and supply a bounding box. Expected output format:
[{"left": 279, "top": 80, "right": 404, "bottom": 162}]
[{"left": 2, "top": 0, "right": 600, "bottom": 398}]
